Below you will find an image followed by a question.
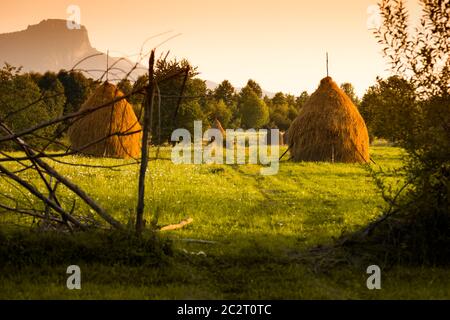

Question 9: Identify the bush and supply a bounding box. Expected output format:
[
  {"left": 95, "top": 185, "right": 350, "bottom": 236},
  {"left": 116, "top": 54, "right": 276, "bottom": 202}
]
[
  {"left": 341, "top": 0, "right": 450, "bottom": 266},
  {"left": 0, "top": 65, "right": 63, "bottom": 150},
  {"left": 0, "top": 228, "right": 172, "bottom": 267},
  {"left": 238, "top": 87, "right": 269, "bottom": 129}
]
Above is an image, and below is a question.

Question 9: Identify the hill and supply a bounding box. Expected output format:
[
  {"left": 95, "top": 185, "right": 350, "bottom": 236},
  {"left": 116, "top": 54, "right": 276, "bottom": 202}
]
[{"left": 0, "top": 19, "right": 145, "bottom": 80}]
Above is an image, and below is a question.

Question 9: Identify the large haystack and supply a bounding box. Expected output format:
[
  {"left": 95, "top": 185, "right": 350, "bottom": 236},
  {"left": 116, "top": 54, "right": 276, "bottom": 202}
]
[
  {"left": 68, "top": 82, "right": 142, "bottom": 159},
  {"left": 287, "top": 77, "right": 369, "bottom": 163}
]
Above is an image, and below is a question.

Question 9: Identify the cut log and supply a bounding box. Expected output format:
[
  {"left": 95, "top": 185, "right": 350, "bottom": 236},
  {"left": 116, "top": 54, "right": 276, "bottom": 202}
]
[
  {"left": 177, "top": 238, "right": 217, "bottom": 244},
  {"left": 159, "top": 217, "right": 193, "bottom": 231}
]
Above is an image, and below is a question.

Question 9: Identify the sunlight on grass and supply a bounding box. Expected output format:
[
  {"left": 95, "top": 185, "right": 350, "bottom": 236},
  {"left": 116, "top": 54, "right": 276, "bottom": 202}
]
[{"left": 2, "top": 146, "right": 447, "bottom": 299}]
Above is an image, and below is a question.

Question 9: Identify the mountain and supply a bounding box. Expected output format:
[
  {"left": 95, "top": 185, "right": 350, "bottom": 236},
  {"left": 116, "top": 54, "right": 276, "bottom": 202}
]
[
  {"left": 0, "top": 19, "right": 275, "bottom": 97},
  {"left": 0, "top": 19, "right": 145, "bottom": 80}
]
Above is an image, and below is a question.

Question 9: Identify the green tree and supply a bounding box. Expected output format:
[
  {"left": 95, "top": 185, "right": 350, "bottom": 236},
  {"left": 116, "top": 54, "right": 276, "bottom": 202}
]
[
  {"left": 265, "top": 92, "right": 299, "bottom": 130},
  {"left": 176, "top": 100, "right": 207, "bottom": 135},
  {"left": 271, "top": 92, "right": 286, "bottom": 106},
  {"left": 57, "top": 70, "right": 94, "bottom": 114},
  {"left": 360, "top": 76, "right": 418, "bottom": 142},
  {"left": 347, "top": 0, "right": 450, "bottom": 265},
  {"left": 267, "top": 92, "right": 292, "bottom": 130},
  {"left": 205, "top": 99, "right": 232, "bottom": 128},
  {"left": 0, "top": 65, "right": 60, "bottom": 150},
  {"left": 150, "top": 58, "right": 207, "bottom": 143},
  {"left": 238, "top": 86, "right": 269, "bottom": 129},
  {"left": 213, "top": 80, "right": 236, "bottom": 107},
  {"left": 129, "top": 75, "right": 148, "bottom": 121},
  {"left": 287, "top": 104, "right": 299, "bottom": 121},
  {"left": 245, "top": 79, "right": 263, "bottom": 98},
  {"left": 295, "top": 91, "right": 309, "bottom": 110},
  {"left": 340, "top": 82, "right": 360, "bottom": 106},
  {"left": 117, "top": 79, "right": 132, "bottom": 96},
  {"left": 33, "top": 72, "right": 66, "bottom": 118}
]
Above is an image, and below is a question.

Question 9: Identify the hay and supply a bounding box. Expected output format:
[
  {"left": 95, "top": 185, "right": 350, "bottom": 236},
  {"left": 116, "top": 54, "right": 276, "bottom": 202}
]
[
  {"left": 68, "top": 82, "right": 142, "bottom": 159},
  {"left": 287, "top": 77, "right": 369, "bottom": 163},
  {"left": 266, "top": 130, "right": 285, "bottom": 145},
  {"left": 212, "top": 118, "right": 226, "bottom": 137}
]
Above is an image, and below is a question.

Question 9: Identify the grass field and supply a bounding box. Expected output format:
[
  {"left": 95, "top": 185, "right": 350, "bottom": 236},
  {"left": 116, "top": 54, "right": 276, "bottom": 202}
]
[{"left": 0, "top": 146, "right": 449, "bottom": 299}]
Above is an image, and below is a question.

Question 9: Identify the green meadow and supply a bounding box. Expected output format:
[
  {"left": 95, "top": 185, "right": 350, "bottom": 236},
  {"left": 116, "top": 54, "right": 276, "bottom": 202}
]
[{"left": 0, "top": 146, "right": 449, "bottom": 299}]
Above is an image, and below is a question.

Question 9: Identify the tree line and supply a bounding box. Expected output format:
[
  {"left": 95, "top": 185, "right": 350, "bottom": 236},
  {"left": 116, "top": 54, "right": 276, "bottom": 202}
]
[{"left": 0, "top": 57, "right": 425, "bottom": 150}]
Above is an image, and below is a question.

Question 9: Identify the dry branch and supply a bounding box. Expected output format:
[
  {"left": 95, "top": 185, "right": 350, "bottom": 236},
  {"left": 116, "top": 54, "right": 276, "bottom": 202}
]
[
  {"left": 0, "top": 122, "right": 123, "bottom": 230},
  {"left": 160, "top": 217, "right": 194, "bottom": 232},
  {"left": 0, "top": 164, "right": 83, "bottom": 228},
  {"left": 136, "top": 50, "right": 156, "bottom": 235}
]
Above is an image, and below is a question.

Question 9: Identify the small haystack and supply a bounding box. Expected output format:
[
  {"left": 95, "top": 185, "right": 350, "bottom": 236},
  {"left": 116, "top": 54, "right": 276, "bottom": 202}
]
[
  {"left": 212, "top": 118, "right": 226, "bottom": 137},
  {"left": 279, "top": 131, "right": 285, "bottom": 146},
  {"left": 287, "top": 77, "right": 369, "bottom": 163},
  {"left": 266, "top": 129, "right": 286, "bottom": 145},
  {"left": 68, "top": 82, "right": 142, "bottom": 159},
  {"left": 207, "top": 118, "right": 226, "bottom": 146}
]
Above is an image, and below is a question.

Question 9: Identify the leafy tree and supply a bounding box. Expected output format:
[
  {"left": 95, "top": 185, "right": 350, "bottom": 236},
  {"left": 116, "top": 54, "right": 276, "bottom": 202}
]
[
  {"left": 57, "top": 70, "right": 94, "bottom": 114},
  {"left": 0, "top": 65, "right": 60, "bottom": 150},
  {"left": 32, "top": 71, "right": 66, "bottom": 120},
  {"left": 265, "top": 92, "right": 300, "bottom": 130},
  {"left": 176, "top": 100, "right": 207, "bottom": 135},
  {"left": 129, "top": 75, "right": 148, "bottom": 121},
  {"left": 345, "top": 0, "right": 450, "bottom": 266},
  {"left": 287, "top": 104, "right": 299, "bottom": 121},
  {"left": 238, "top": 85, "right": 269, "bottom": 129},
  {"left": 271, "top": 92, "right": 286, "bottom": 106},
  {"left": 270, "top": 110, "right": 291, "bottom": 131},
  {"left": 213, "top": 80, "right": 236, "bottom": 107},
  {"left": 117, "top": 79, "right": 132, "bottom": 96},
  {"left": 340, "top": 82, "right": 360, "bottom": 106},
  {"left": 295, "top": 91, "right": 309, "bottom": 110},
  {"left": 245, "top": 79, "right": 263, "bottom": 98},
  {"left": 150, "top": 58, "right": 207, "bottom": 143},
  {"left": 360, "top": 76, "right": 418, "bottom": 142},
  {"left": 205, "top": 99, "right": 232, "bottom": 128},
  {"left": 285, "top": 94, "right": 297, "bottom": 108},
  {"left": 266, "top": 92, "right": 291, "bottom": 130}
]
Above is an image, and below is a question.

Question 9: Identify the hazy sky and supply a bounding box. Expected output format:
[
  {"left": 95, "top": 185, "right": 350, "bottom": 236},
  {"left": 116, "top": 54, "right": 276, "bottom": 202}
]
[{"left": 1, "top": 0, "right": 421, "bottom": 96}]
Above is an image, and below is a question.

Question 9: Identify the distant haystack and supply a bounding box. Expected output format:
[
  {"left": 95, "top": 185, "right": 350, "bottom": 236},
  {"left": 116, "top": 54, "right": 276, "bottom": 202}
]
[
  {"left": 287, "top": 77, "right": 369, "bottom": 163},
  {"left": 68, "top": 82, "right": 142, "bottom": 159},
  {"left": 266, "top": 130, "right": 286, "bottom": 145},
  {"left": 207, "top": 118, "right": 226, "bottom": 146},
  {"left": 212, "top": 118, "right": 226, "bottom": 137}
]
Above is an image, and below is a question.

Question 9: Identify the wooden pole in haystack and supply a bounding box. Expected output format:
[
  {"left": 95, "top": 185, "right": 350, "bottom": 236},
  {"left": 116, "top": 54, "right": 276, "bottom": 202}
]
[
  {"left": 136, "top": 50, "right": 156, "bottom": 235},
  {"left": 106, "top": 50, "right": 109, "bottom": 82},
  {"left": 326, "top": 52, "right": 329, "bottom": 77}
]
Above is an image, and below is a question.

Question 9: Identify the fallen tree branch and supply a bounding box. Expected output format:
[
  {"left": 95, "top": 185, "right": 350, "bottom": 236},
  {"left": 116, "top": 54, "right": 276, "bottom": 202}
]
[
  {"left": 159, "top": 217, "right": 194, "bottom": 231},
  {"left": 0, "top": 164, "right": 84, "bottom": 229},
  {"left": 175, "top": 238, "right": 217, "bottom": 244},
  {"left": 0, "top": 203, "right": 64, "bottom": 224},
  {"left": 0, "top": 122, "right": 123, "bottom": 230}
]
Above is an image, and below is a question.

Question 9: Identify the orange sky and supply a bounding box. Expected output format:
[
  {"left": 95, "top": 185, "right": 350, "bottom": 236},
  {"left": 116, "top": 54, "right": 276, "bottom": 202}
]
[{"left": 0, "top": 0, "right": 422, "bottom": 96}]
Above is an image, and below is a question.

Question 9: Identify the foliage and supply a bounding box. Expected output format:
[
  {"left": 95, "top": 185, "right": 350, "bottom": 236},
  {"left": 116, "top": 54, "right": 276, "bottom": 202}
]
[
  {"left": 57, "top": 70, "right": 95, "bottom": 115},
  {"left": 340, "top": 82, "right": 360, "bottom": 106},
  {"left": 360, "top": 76, "right": 419, "bottom": 142},
  {"left": 150, "top": 58, "right": 208, "bottom": 143},
  {"left": 204, "top": 99, "right": 232, "bottom": 128},
  {"left": 245, "top": 79, "right": 263, "bottom": 98},
  {"left": 0, "top": 228, "right": 171, "bottom": 267},
  {"left": 238, "top": 84, "right": 269, "bottom": 129},
  {"left": 0, "top": 64, "right": 63, "bottom": 150},
  {"left": 266, "top": 92, "right": 299, "bottom": 131},
  {"left": 348, "top": 0, "right": 450, "bottom": 266},
  {"left": 213, "top": 80, "right": 237, "bottom": 108},
  {"left": 295, "top": 91, "right": 310, "bottom": 110}
]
